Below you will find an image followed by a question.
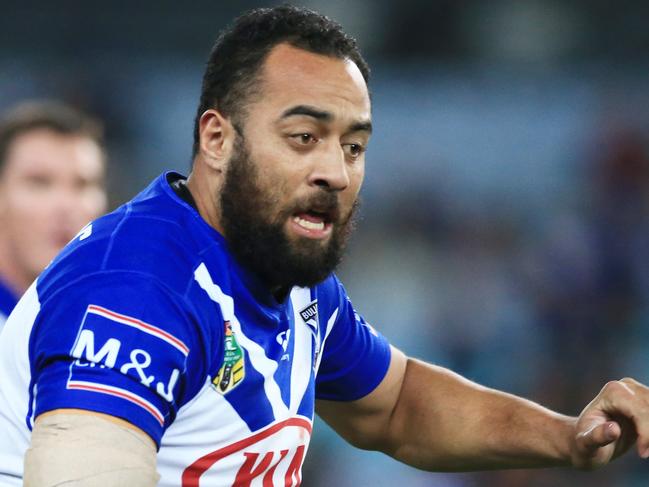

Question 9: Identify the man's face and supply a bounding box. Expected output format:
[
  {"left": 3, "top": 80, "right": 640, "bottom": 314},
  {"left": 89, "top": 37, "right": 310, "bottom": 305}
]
[
  {"left": 0, "top": 129, "right": 107, "bottom": 286},
  {"left": 219, "top": 44, "right": 371, "bottom": 290}
]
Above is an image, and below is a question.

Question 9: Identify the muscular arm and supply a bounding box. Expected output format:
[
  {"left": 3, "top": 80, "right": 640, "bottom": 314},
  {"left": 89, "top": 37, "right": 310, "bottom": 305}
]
[
  {"left": 317, "top": 346, "right": 649, "bottom": 472},
  {"left": 24, "top": 409, "right": 159, "bottom": 487}
]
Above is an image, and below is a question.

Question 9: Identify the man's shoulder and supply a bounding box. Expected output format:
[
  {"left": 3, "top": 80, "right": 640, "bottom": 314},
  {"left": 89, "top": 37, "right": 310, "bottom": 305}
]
[
  {"left": 312, "top": 273, "right": 343, "bottom": 298},
  {"left": 37, "top": 174, "right": 227, "bottom": 303},
  {"left": 310, "top": 273, "right": 347, "bottom": 315}
]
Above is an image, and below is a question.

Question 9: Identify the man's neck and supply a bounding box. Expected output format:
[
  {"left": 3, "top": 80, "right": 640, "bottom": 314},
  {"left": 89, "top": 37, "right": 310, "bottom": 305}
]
[
  {"left": 271, "top": 285, "right": 291, "bottom": 304},
  {"left": 184, "top": 168, "right": 294, "bottom": 304},
  {"left": 186, "top": 169, "right": 225, "bottom": 235}
]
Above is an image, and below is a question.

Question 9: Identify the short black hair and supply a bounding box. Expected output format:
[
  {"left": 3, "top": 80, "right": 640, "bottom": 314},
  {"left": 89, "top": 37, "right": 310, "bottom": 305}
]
[
  {"left": 192, "top": 4, "right": 370, "bottom": 158},
  {"left": 0, "top": 100, "right": 106, "bottom": 170}
]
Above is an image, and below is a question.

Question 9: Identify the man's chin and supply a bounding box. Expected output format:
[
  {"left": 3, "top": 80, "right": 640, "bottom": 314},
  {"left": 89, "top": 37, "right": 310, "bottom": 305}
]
[{"left": 287, "top": 236, "right": 333, "bottom": 260}]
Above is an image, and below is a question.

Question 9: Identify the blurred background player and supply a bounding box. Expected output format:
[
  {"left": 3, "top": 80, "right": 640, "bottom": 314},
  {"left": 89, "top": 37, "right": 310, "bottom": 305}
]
[{"left": 0, "top": 101, "right": 108, "bottom": 326}]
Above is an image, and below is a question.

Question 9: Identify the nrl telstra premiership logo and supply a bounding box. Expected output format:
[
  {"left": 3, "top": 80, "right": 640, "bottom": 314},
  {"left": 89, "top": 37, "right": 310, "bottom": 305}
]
[{"left": 212, "top": 321, "right": 245, "bottom": 394}]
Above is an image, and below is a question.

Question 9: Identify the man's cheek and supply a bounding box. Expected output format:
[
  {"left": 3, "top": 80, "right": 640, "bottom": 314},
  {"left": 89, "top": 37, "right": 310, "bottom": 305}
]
[
  {"left": 83, "top": 190, "right": 108, "bottom": 218},
  {"left": 13, "top": 211, "right": 50, "bottom": 252},
  {"left": 9, "top": 192, "right": 49, "bottom": 220}
]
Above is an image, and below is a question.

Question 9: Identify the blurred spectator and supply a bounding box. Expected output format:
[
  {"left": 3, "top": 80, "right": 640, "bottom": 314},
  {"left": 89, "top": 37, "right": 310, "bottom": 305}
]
[
  {"left": 523, "top": 129, "right": 649, "bottom": 406},
  {"left": 0, "top": 101, "right": 108, "bottom": 326}
]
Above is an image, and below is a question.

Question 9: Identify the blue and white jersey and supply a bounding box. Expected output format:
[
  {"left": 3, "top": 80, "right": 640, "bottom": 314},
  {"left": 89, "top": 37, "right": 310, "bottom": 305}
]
[
  {"left": 0, "top": 173, "right": 391, "bottom": 487},
  {"left": 0, "top": 276, "right": 19, "bottom": 331}
]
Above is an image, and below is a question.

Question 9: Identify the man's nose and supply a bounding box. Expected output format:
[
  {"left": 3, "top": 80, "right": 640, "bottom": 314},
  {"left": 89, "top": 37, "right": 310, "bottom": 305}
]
[
  {"left": 49, "top": 185, "right": 86, "bottom": 226},
  {"left": 308, "top": 145, "right": 350, "bottom": 191}
]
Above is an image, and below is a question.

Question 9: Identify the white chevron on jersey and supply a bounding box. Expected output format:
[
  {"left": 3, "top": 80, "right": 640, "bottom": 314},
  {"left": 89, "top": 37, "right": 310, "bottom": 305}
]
[
  {"left": 288, "top": 287, "right": 314, "bottom": 413},
  {"left": 194, "top": 263, "right": 289, "bottom": 419},
  {"left": 314, "top": 309, "right": 339, "bottom": 375}
]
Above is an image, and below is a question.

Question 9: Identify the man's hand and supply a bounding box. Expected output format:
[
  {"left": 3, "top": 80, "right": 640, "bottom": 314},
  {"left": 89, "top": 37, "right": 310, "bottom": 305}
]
[{"left": 572, "top": 377, "right": 649, "bottom": 469}]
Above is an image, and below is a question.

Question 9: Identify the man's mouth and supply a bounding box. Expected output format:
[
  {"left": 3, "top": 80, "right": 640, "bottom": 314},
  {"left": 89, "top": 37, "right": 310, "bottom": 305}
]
[
  {"left": 290, "top": 209, "right": 335, "bottom": 238},
  {"left": 293, "top": 214, "right": 325, "bottom": 231}
]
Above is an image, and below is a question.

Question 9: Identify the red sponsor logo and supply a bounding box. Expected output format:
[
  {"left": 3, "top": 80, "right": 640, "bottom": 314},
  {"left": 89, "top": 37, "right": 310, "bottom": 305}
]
[{"left": 182, "top": 417, "right": 312, "bottom": 487}]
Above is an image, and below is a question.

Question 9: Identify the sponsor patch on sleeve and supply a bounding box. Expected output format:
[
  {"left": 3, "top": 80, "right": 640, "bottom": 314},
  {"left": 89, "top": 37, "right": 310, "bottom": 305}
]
[{"left": 66, "top": 304, "right": 189, "bottom": 425}]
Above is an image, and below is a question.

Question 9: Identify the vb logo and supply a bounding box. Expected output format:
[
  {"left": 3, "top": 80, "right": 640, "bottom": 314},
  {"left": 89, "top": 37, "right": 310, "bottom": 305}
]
[{"left": 182, "top": 418, "right": 312, "bottom": 487}]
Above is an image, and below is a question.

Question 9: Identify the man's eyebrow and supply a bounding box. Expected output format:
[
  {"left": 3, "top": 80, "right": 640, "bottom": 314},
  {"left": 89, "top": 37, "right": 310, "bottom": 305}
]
[
  {"left": 349, "top": 120, "right": 372, "bottom": 134},
  {"left": 280, "top": 104, "right": 372, "bottom": 134},
  {"left": 280, "top": 105, "right": 333, "bottom": 121}
]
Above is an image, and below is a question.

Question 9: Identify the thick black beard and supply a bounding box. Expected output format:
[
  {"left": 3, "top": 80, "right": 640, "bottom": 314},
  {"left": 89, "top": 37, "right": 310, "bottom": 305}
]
[{"left": 220, "top": 137, "right": 357, "bottom": 292}]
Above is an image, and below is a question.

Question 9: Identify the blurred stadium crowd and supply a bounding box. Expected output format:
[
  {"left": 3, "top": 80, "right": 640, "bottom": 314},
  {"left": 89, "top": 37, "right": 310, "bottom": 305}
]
[{"left": 1, "top": 1, "right": 649, "bottom": 485}]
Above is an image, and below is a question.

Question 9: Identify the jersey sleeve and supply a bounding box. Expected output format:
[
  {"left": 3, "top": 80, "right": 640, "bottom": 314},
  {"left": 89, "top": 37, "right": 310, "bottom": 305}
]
[
  {"left": 28, "top": 272, "right": 210, "bottom": 447},
  {"left": 315, "top": 278, "right": 391, "bottom": 401}
]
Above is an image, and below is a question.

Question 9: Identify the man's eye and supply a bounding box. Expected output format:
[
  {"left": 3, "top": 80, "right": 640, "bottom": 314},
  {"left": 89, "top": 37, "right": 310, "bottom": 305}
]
[
  {"left": 25, "top": 174, "right": 53, "bottom": 188},
  {"left": 343, "top": 143, "right": 365, "bottom": 158},
  {"left": 291, "top": 133, "right": 318, "bottom": 145}
]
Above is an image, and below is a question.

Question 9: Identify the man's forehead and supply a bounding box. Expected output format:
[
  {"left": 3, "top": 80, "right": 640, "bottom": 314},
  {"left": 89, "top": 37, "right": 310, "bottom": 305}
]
[
  {"left": 5, "top": 129, "right": 105, "bottom": 174},
  {"left": 259, "top": 43, "right": 370, "bottom": 116}
]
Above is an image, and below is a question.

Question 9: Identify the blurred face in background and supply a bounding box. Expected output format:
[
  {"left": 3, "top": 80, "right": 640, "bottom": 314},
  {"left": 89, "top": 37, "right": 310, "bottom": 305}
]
[{"left": 0, "top": 128, "right": 107, "bottom": 289}]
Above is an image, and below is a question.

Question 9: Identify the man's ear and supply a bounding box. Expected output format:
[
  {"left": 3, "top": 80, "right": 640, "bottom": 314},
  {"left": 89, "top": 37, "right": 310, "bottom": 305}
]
[{"left": 197, "top": 109, "right": 236, "bottom": 171}]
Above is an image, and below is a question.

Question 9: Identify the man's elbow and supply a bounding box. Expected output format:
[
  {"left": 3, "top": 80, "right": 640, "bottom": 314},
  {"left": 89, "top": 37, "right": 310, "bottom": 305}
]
[{"left": 336, "top": 419, "right": 401, "bottom": 456}]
